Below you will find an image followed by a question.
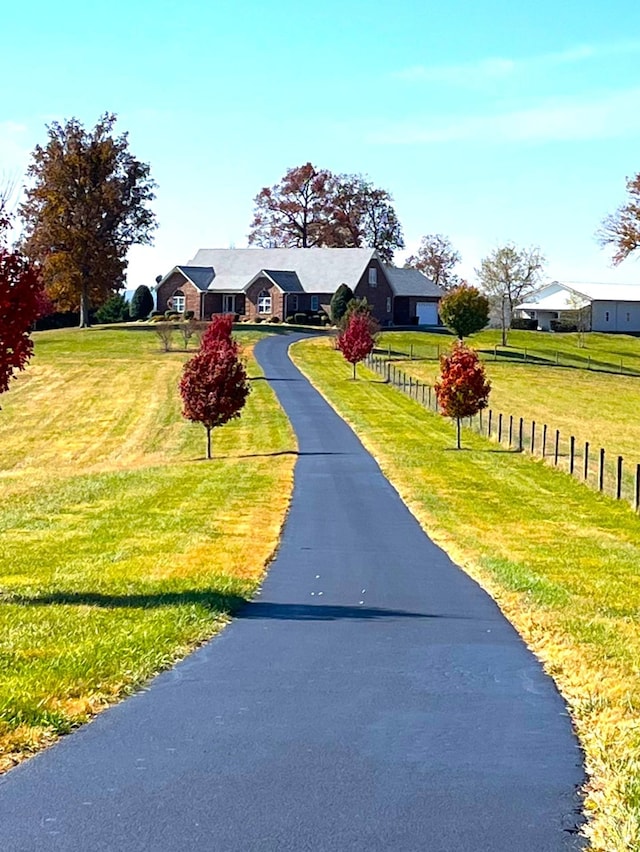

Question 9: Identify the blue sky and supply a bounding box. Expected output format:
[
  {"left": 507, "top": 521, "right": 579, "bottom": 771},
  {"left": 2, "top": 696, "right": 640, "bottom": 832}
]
[{"left": 3, "top": 0, "right": 640, "bottom": 288}]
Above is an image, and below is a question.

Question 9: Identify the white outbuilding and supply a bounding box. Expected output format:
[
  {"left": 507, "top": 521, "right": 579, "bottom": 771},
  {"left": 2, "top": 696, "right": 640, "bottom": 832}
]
[{"left": 516, "top": 281, "right": 640, "bottom": 333}]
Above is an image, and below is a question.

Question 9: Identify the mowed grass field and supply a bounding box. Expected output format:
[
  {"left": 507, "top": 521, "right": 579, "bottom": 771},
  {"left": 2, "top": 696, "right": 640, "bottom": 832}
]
[
  {"left": 292, "top": 337, "right": 640, "bottom": 852},
  {"left": 0, "top": 327, "right": 295, "bottom": 770},
  {"left": 379, "top": 330, "right": 640, "bottom": 484}
]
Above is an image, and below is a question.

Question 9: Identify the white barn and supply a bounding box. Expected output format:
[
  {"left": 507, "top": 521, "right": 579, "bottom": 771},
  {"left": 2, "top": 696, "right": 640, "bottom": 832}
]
[{"left": 517, "top": 281, "right": 640, "bottom": 333}]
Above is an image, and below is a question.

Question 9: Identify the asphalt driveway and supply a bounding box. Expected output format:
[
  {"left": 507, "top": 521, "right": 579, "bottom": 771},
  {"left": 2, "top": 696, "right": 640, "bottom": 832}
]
[{"left": 0, "top": 332, "right": 584, "bottom": 851}]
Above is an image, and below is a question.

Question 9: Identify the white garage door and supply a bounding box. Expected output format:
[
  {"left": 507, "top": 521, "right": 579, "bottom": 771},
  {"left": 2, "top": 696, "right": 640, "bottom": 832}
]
[{"left": 416, "top": 302, "right": 438, "bottom": 325}]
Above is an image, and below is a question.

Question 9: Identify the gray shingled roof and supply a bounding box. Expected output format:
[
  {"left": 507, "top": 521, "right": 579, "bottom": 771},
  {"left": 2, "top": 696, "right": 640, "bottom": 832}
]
[
  {"left": 188, "top": 248, "right": 376, "bottom": 294},
  {"left": 175, "top": 266, "right": 215, "bottom": 291},
  {"left": 384, "top": 267, "right": 444, "bottom": 298},
  {"left": 262, "top": 270, "right": 304, "bottom": 293}
]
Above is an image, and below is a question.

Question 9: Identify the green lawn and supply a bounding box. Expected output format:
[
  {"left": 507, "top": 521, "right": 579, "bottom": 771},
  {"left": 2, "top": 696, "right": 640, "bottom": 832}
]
[
  {"left": 377, "top": 330, "right": 640, "bottom": 502},
  {"left": 292, "top": 337, "right": 640, "bottom": 852},
  {"left": 0, "top": 327, "right": 295, "bottom": 769}
]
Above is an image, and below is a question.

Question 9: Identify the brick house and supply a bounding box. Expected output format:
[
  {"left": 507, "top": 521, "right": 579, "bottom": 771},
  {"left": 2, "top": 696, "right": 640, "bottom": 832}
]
[{"left": 155, "top": 248, "right": 443, "bottom": 326}]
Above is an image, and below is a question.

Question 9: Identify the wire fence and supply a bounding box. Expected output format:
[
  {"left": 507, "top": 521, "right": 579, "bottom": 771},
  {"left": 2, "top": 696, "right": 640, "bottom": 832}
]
[
  {"left": 365, "top": 352, "right": 640, "bottom": 512},
  {"left": 376, "top": 341, "right": 640, "bottom": 377}
]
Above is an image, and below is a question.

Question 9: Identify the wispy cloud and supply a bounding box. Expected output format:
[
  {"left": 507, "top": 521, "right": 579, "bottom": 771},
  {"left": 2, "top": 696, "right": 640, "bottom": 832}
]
[
  {"left": 369, "top": 87, "right": 640, "bottom": 145},
  {"left": 394, "top": 40, "right": 640, "bottom": 85}
]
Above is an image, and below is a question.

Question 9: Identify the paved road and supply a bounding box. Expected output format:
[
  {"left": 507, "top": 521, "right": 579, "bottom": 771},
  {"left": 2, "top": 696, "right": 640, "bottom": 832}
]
[{"left": 0, "top": 333, "right": 584, "bottom": 851}]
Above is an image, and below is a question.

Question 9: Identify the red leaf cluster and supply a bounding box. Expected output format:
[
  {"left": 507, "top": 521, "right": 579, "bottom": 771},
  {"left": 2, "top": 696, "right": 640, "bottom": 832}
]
[
  {"left": 0, "top": 248, "right": 44, "bottom": 396},
  {"left": 201, "top": 313, "right": 235, "bottom": 350},
  {"left": 434, "top": 341, "right": 491, "bottom": 420},
  {"left": 336, "top": 313, "right": 376, "bottom": 374}
]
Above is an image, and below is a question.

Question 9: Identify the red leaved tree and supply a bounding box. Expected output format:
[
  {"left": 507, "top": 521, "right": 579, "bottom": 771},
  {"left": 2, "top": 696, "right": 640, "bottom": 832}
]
[
  {"left": 434, "top": 341, "right": 491, "bottom": 449},
  {"left": 200, "top": 313, "right": 235, "bottom": 350},
  {"left": 0, "top": 197, "right": 45, "bottom": 401},
  {"left": 336, "top": 312, "right": 377, "bottom": 379},
  {"left": 180, "top": 337, "right": 250, "bottom": 459}
]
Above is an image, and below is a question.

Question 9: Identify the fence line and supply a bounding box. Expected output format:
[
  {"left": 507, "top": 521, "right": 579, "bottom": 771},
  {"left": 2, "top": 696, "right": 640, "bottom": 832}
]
[
  {"left": 364, "top": 352, "right": 640, "bottom": 512},
  {"left": 378, "top": 343, "right": 640, "bottom": 377}
]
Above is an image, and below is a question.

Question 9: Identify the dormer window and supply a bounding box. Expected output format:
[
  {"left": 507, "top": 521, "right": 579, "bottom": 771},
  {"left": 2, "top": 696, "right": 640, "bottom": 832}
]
[
  {"left": 257, "top": 290, "right": 272, "bottom": 314},
  {"left": 368, "top": 268, "right": 377, "bottom": 286}
]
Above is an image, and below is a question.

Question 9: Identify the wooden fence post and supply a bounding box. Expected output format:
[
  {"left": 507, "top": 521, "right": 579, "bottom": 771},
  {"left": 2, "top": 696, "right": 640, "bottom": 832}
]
[
  {"left": 635, "top": 464, "right": 640, "bottom": 512},
  {"left": 617, "top": 456, "right": 623, "bottom": 500},
  {"left": 584, "top": 442, "right": 589, "bottom": 480},
  {"left": 518, "top": 418, "right": 524, "bottom": 451},
  {"left": 498, "top": 413, "right": 503, "bottom": 443},
  {"left": 479, "top": 410, "right": 483, "bottom": 431},
  {"left": 542, "top": 424, "right": 548, "bottom": 457},
  {"left": 570, "top": 436, "right": 576, "bottom": 475},
  {"left": 488, "top": 410, "right": 493, "bottom": 437},
  {"left": 599, "top": 448, "right": 605, "bottom": 492},
  {"left": 428, "top": 385, "right": 432, "bottom": 408},
  {"left": 554, "top": 430, "right": 560, "bottom": 466},
  {"left": 530, "top": 421, "right": 536, "bottom": 454},
  {"left": 386, "top": 361, "right": 391, "bottom": 383},
  {"left": 508, "top": 415, "right": 513, "bottom": 447}
]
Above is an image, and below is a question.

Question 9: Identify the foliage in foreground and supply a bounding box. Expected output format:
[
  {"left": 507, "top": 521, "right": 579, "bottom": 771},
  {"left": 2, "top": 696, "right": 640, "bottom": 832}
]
[{"left": 291, "top": 336, "right": 640, "bottom": 852}]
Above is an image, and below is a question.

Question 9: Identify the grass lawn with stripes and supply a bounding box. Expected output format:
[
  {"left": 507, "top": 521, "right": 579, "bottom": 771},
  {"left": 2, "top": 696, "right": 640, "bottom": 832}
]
[
  {"left": 0, "top": 327, "right": 295, "bottom": 770},
  {"left": 292, "top": 336, "right": 640, "bottom": 852}
]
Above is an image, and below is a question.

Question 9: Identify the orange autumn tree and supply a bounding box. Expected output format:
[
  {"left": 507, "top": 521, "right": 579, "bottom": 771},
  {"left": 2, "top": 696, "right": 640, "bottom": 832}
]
[
  {"left": 435, "top": 341, "right": 491, "bottom": 449},
  {"left": 336, "top": 310, "right": 378, "bottom": 379}
]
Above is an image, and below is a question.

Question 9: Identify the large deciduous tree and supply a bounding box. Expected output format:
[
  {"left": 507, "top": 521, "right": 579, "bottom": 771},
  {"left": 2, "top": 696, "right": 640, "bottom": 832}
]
[
  {"left": 405, "top": 234, "right": 461, "bottom": 290},
  {"left": 439, "top": 284, "right": 489, "bottom": 339},
  {"left": 180, "top": 330, "right": 250, "bottom": 459},
  {"left": 332, "top": 175, "right": 404, "bottom": 262},
  {"left": 248, "top": 163, "right": 404, "bottom": 261},
  {"left": 248, "top": 162, "right": 335, "bottom": 248},
  {"left": 476, "top": 243, "right": 544, "bottom": 346},
  {"left": 435, "top": 341, "right": 491, "bottom": 449},
  {"left": 336, "top": 310, "right": 378, "bottom": 379},
  {"left": 599, "top": 172, "right": 640, "bottom": 265},
  {"left": 20, "top": 113, "right": 157, "bottom": 327},
  {"left": 0, "top": 195, "right": 44, "bottom": 399}
]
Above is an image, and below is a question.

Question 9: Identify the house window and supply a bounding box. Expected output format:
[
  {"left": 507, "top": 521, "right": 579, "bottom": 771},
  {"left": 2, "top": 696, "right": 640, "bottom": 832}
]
[
  {"left": 386, "top": 297, "right": 392, "bottom": 313},
  {"left": 368, "top": 268, "right": 377, "bottom": 286},
  {"left": 310, "top": 295, "right": 319, "bottom": 311},
  {"left": 171, "top": 291, "right": 185, "bottom": 313},
  {"left": 289, "top": 294, "right": 298, "bottom": 312},
  {"left": 257, "top": 290, "right": 272, "bottom": 314},
  {"left": 605, "top": 311, "right": 610, "bottom": 322}
]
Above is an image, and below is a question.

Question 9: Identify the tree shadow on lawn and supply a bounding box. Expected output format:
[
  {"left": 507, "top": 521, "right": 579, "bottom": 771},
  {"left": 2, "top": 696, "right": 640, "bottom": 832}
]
[
  {"left": 188, "top": 450, "right": 353, "bottom": 461},
  {"left": 9, "top": 593, "right": 468, "bottom": 623},
  {"left": 8, "top": 589, "right": 246, "bottom": 613}
]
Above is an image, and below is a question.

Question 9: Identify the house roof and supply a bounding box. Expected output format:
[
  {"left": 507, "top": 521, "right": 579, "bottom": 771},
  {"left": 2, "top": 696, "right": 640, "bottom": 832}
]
[
  {"left": 384, "top": 266, "right": 443, "bottom": 298},
  {"left": 518, "top": 280, "right": 640, "bottom": 311},
  {"left": 187, "top": 247, "right": 377, "bottom": 294},
  {"left": 262, "top": 270, "right": 304, "bottom": 293},
  {"left": 175, "top": 266, "right": 215, "bottom": 291}
]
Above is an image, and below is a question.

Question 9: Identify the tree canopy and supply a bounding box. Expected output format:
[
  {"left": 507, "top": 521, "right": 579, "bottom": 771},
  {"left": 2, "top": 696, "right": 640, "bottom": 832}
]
[
  {"left": 599, "top": 172, "right": 640, "bottom": 265},
  {"left": 405, "top": 234, "right": 461, "bottom": 290},
  {"left": 435, "top": 341, "right": 491, "bottom": 449},
  {"left": 476, "top": 243, "right": 544, "bottom": 346},
  {"left": 129, "top": 284, "right": 154, "bottom": 320},
  {"left": 20, "top": 113, "right": 157, "bottom": 327},
  {"left": 329, "top": 283, "right": 354, "bottom": 324},
  {"left": 439, "top": 284, "right": 489, "bottom": 339},
  {"left": 248, "top": 162, "right": 404, "bottom": 262},
  {"left": 336, "top": 310, "right": 378, "bottom": 379}
]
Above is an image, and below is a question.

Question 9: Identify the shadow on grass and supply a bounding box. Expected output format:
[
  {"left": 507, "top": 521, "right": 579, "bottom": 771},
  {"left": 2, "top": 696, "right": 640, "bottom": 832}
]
[
  {"left": 8, "top": 590, "right": 246, "bottom": 613},
  {"left": 189, "top": 450, "right": 352, "bottom": 461}
]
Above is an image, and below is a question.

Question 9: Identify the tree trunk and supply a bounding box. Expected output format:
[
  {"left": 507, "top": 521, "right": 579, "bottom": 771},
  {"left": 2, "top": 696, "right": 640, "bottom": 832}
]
[
  {"left": 353, "top": 361, "right": 357, "bottom": 380},
  {"left": 456, "top": 417, "right": 461, "bottom": 449},
  {"left": 79, "top": 282, "right": 91, "bottom": 328},
  {"left": 206, "top": 426, "right": 212, "bottom": 460},
  {"left": 501, "top": 298, "right": 508, "bottom": 346}
]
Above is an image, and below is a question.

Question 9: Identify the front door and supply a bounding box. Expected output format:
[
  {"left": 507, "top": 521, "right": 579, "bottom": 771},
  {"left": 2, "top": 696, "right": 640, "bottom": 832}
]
[{"left": 223, "top": 294, "right": 236, "bottom": 314}]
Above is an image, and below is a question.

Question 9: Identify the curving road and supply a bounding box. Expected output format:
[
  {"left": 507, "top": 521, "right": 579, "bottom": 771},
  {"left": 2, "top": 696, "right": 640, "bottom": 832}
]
[{"left": 0, "top": 332, "right": 584, "bottom": 850}]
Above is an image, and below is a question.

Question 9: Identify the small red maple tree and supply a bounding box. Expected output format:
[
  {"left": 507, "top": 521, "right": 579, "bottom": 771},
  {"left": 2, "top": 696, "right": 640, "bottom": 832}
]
[
  {"left": 200, "top": 313, "right": 235, "bottom": 350},
  {"left": 434, "top": 341, "right": 491, "bottom": 449},
  {"left": 180, "top": 337, "right": 250, "bottom": 459},
  {"left": 336, "top": 312, "right": 377, "bottom": 379},
  {"left": 0, "top": 205, "right": 45, "bottom": 400}
]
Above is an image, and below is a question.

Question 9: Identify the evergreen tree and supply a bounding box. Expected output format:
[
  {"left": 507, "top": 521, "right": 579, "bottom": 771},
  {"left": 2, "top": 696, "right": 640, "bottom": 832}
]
[
  {"left": 130, "top": 284, "right": 154, "bottom": 320},
  {"left": 330, "top": 284, "right": 354, "bottom": 324}
]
